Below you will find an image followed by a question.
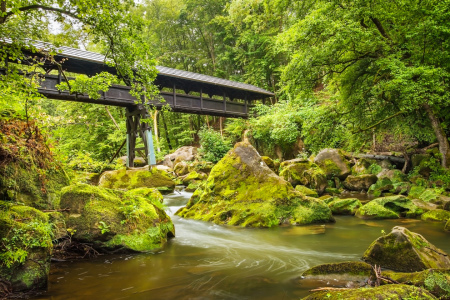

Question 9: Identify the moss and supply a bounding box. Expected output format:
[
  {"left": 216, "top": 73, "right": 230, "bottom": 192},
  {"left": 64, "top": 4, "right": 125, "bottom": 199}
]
[
  {"left": 382, "top": 269, "right": 450, "bottom": 299},
  {"left": 356, "top": 195, "right": 424, "bottom": 219},
  {"left": 409, "top": 185, "right": 427, "bottom": 198},
  {"left": 362, "top": 226, "right": 450, "bottom": 272},
  {"left": 410, "top": 188, "right": 441, "bottom": 203},
  {"left": 98, "top": 167, "right": 175, "bottom": 193},
  {"left": 302, "top": 261, "right": 374, "bottom": 277},
  {"left": 295, "top": 185, "right": 319, "bottom": 197},
  {"left": 368, "top": 177, "right": 394, "bottom": 197},
  {"left": 0, "top": 205, "right": 53, "bottom": 292},
  {"left": 301, "top": 284, "right": 436, "bottom": 300},
  {"left": 421, "top": 209, "right": 450, "bottom": 222},
  {"left": 182, "top": 171, "right": 207, "bottom": 185},
  {"left": 177, "top": 143, "right": 334, "bottom": 227},
  {"left": 60, "top": 184, "right": 174, "bottom": 252},
  {"left": 328, "top": 198, "right": 362, "bottom": 215}
]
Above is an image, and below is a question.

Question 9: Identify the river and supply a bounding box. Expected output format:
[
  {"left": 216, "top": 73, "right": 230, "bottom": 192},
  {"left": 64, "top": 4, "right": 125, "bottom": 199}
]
[{"left": 37, "top": 188, "right": 450, "bottom": 300}]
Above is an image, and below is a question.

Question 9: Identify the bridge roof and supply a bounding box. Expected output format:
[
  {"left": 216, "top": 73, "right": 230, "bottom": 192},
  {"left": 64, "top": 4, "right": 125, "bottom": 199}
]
[{"left": 19, "top": 40, "right": 274, "bottom": 101}]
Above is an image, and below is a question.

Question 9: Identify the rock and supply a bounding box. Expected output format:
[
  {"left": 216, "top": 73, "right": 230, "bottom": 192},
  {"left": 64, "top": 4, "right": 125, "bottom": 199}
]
[
  {"left": 185, "top": 182, "right": 201, "bottom": 192},
  {"left": 302, "top": 261, "right": 374, "bottom": 277},
  {"left": 368, "top": 177, "right": 394, "bottom": 197},
  {"left": 356, "top": 195, "right": 424, "bottom": 219},
  {"left": 155, "top": 165, "right": 172, "bottom": 172},
  {"left": 421, "top": 209, "right": 450, "bottom": 222},
  {"left": 173, "top": 161, "right": 189, "bottom": 176},
  {"left": 409, "top": 187, "right": 441, "bottom": 203},
  {"left": 297, "top": 262, "right": 374, "bottom": 291},
  {"left": 187, "top": 161, "right": 215, "bottom": 174},
  {"left": 327, "top": 198, "right": 362, "bottom": 215},
  {"left": 60, "top": 184, "right": 174, "bottom": 252},
  {"left": 381, "top": 269, "right": 450, "bottom": 299},
  {"left": 362, "top": 226, "right": 450, "bottom": 272},
  {"left": 176, "top": 142, "right": 334, "bottom": 227},
  {"left": 181, "top": 171, "right": 207, "bottom": 186},
  {"left": 351, "top": 158, "right": 376, "bottom": 175},
  {"left": 47, "top": 211, "right": 67, "bottom": 240},
  {"left": 313, "top": 148, "right": 351, "bottom": 180},
  {"left": 0, "top": 205, "right": 53, "bottom": 292},
  {"left": 163, "top": 146, "right": 198, "bottom": 169},
  {"left": 73, "top": 171, "right": 101, "bottom": 185},
  {"left": 446, "top": 219, "right": 450, "bottom": 231},
  {"left": 117, "top": 156, "right": 146, "bottom": 167},
  {"left": 279, "top": 159, "right": 327, "bottom": 194},
  {"left": 295, "top": 185, "right": 319, "bottom": 197},
  {"left": 343, "top": 174, "right": 378, "bottom": 191},
  {"left": 301, "top": 284, "right": 436, "bottom": 300},
  {"left": 261, "top": 156, "right": 279, "bottom": 173},
  {"left": 98, "top": 167, "right": 175, "bottom": 193}
]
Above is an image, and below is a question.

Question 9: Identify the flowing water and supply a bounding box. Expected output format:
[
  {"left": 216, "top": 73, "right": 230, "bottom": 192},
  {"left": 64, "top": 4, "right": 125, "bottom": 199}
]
[{"left": 37, "top": 188, "right": 450, "bottom": 300}]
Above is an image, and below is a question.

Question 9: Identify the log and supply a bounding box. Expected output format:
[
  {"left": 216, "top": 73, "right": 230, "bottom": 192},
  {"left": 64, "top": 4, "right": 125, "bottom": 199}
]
[{"left": 357, "top": 154, "right": 405, "bottom": 164}]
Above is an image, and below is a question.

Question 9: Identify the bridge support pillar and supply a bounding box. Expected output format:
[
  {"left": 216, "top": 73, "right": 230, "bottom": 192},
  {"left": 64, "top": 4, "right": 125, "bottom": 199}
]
[{"left": 125, "top": 105, "right": 156, "bottom": 168}]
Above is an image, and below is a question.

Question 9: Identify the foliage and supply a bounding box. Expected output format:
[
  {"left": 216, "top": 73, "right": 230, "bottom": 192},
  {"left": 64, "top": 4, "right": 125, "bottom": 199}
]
[{"left": 198, "top": 127, "right": 232, "bottom": 163}]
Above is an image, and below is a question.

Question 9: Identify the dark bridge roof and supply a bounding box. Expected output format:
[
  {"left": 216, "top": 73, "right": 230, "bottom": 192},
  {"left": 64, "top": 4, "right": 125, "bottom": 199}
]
[{"left": 22, "top": 40, "right": 274, "bottom": 101}]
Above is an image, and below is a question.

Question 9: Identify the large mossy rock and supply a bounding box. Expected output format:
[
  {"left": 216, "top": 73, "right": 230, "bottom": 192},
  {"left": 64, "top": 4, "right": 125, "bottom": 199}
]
[
  {"left": 362, "top": 226, "right": 450, "bottom": 272},
  {"left": 163, "top": 146, "right": 197, "bottom": 169},
  {"left": 327, "top": 198, "right": 362, "bottom": 215},
  {"left": 0, "top": 204, "right": 53, "bottom": 292},
  {"left": 302, "top": 284, "right": 436, "bottom": 300},
  {"left": 382, "top": 269, "right": 450, "bottom": 299},
  {"left": 295, "top": 185, "right": 319, "bottom": 197},
  {"left": 98, "top": 167, "right": 175, "bottom": 193},
  {"left": 279, "top": 159, "right": 327, "bottom": 194},
  {"left": 176, "top": 142, "right": 334, "bottom": 227},
  {"left": 356, "top": 195, "right": 424, "bottom": 219},
  {"left": 343, "top": 174, "right": 378, "bottom": 191},
  {"left": 60, "top": 184, "right": 174, "bottom": 252},
  {"left": 421, "top": 209, "right": 450, "bottom": 223},
  {"left": 313, "top": 148, "right": 351, "bottom": 180},
  {"left": 181, "top": 171, "right": 207, "bottom": 186}
]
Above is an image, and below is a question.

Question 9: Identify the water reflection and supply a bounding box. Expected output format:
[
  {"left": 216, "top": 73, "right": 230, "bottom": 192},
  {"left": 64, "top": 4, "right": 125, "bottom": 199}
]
[{"left": 38, "top": 189, "right": 450, "bottom": 300}]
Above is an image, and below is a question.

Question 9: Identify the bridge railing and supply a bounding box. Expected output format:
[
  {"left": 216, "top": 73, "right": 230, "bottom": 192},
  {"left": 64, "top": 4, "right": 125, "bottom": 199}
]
[{"left": 38, "top": 74, "right": 252, "bottom": 118}]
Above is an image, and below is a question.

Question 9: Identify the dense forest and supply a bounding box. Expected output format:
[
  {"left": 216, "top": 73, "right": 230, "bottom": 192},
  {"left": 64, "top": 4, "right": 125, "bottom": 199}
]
[{"left": 1, "top": 0, "right": 450, "bottom": 299}]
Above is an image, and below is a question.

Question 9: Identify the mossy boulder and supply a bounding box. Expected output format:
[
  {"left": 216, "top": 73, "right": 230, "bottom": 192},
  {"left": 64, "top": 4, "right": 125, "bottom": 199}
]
[
  {"left": 117, "top": 156, "right": 146, "bottom": 167},
  {"left": 0, "top": 205, "right": 53, "bottom": 292},
  {"left": 327, "top": 198, "right": 362, "bottom": 215},
  {"left": 302, "top": 261, "right": 374, "bottom": 277},
  {"left": 60, "top": 184, "right": 174, "bottom": 252},
  {"left": 163, "top": 146, "right": 198, "bottom": 169},
  {"left": 409, "top": 187, "right": 441, "bottom": 203},
  {"left": 421, "top": 209, "right": 450, "bottom": 222},
  {"left": 368, "top": 177, "right": 394, "bottom": 197},
  {"left": 301, "top": 284, "right": 436, "bottom": 300},
  {"left": 295, "top": 185, "right": 319, "bottom": 197},
  {"left": 181, "top": 171, "right": 207, "bottom": 186},
  {"left": 279, "top": 159, "right": 327, "bottom": 194},
  {"left": 351, "top": 158, "right": 376, "bottom": 175},
  {"left": 343, "top": 174, "right": 378, "bottom": 191},
  {"left": 46, "top": 211, "right": 67, "bottom": 240},
  {"left": 362, "top": 226, "right": 450, "bottom": 272},
  {"left": 98, "top": 167, "right": 175, "bottom": 193},
  {"left": 313, "top": 148, "right": 351, "bottom": 180},
  {"left": 356, "top": 195, "right": 424, "bottom": 219},
  {"left": 173, "top": 161, "right": 189, "bottom": 176},
  {"left": 382, "top": 269, "right": 450, "bottom": 299},
  {"left": 176, "top": 142, "right": 334, "bottom": 227},
  {"left": 261, "top": 156, "right": 280, "bottom": 173},
  {"left": 187, "top": 161, "right": 215, "bottom": 174}
]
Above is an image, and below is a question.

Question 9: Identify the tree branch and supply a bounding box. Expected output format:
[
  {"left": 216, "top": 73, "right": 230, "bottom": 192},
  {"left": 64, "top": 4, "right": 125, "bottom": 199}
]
[
  {"left": 2, "top": 4, "right": 80, "bottom": 24},
  {"left": 353, "top": 111, "right": 404, "bottom": 133},
  {"left": 370, "top": 17, "right": 391, "bottom": 40}
]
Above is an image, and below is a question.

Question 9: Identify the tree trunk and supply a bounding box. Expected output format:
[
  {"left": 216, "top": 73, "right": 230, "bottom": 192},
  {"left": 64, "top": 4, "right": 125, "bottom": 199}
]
[{"left": 423, "top": 103, "right": 450, "bottom": 168}]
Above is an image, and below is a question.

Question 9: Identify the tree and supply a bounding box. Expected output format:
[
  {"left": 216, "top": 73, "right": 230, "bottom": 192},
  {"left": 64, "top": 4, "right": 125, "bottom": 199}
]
[{"left": 280, "top": 0, "right": 450, "bottom": 167}]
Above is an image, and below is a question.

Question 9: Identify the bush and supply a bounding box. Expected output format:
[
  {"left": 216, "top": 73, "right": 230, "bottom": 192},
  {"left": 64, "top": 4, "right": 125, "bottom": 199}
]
[{"left": 198, "top": 128, "right": 232, "bottom": 163}]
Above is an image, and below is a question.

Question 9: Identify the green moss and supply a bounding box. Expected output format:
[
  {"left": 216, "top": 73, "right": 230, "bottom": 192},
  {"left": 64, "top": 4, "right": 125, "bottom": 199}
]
[
  {"left": 177, "top": 143, "right": 334, "bottom": 227},
  {"left": 301, "top": 284, "right": 436, "bottom": 300},
  {"left": 60, "top": 184, "right": 174, "bottom": 252},
  {"left": 302, "top": 261, "right": 374, "bottom": 277},
  {"left": 362, "top": 226, "right": 450, "bottom": 272},
  {"left": 421, "top": 209, "right": 450, "bottom": 222},
  {"left": 356, "top": 195, "right": 424, "bottom": 219},
  {"left": 98, "top": 168, "right": 175, "bottom": 193},
  {"left": 368, "top": 177, "right": 393, "bottom": 197},
  {"left": 0, "top": 205, "right": 53, "bottom": 291},
  {"left": 382, "top": 269, "right": 450, "bottom": 299},
  {"left": 328, "top": 198, "right": 362, "bottom": 215},
  {"left": 295, "top": 185, "right": 319, "bottom": 197}
]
